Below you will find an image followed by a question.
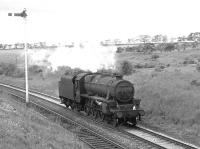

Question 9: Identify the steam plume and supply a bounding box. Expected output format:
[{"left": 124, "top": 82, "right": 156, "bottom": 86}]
[{"left": 28, "top": 42, "right": 117, "bottom": 72}]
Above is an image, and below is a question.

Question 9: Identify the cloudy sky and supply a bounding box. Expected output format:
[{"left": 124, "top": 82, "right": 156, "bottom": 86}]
[{"left": 0, "top": 0, "right": 200, "bottom": 43}]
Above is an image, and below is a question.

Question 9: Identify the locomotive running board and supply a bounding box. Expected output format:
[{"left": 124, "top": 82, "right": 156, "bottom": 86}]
[{"left": 81, "top": 94, "right": 111, "bottom": 103}]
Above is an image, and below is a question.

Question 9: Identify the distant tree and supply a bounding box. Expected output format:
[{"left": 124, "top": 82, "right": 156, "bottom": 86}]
[
  {"left": 127, "top": 38, "right": 135, "bottom": 44},
  {"left": 114, "top": 39, "right": 121, "bottom": 44},
  {"left": 162, "top": 35, "right": 168, "bottom": 43},
  {"left": 187, "top": 32, "right": 200, "bottom": 42},
  {"left": 177, "top": 36, "right": 187, "bottom": 42},
  {"left": 152, "top": 34, "right": 168, "bottom": 43},
  {"left": 139, "top": 35, "right": 151, "bottom": 43},
  {"left": 152, "top": 34, "right": 162, "bottom": 43},
  {"left": 39, "top": 42, "right": 46, "bottom": 48}
]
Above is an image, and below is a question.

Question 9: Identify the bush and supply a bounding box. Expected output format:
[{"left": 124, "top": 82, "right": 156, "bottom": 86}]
[
  {"left": 196, "top": 64, "right": 200, "bottom": 72},
  {"left": 134, "top": 62, "right": 156, "bottom": 69},
  {"left": 55, "top": 66, "right": 72, "bottom": 76},
  {"left": 134, "top": 63, "right": 144, "bottom": 69},
  {"left": 116, "top": 47, "right": 124, "bottom": 53},
  {"left": 118, "top": 60, "right": 133, "bottom": 75},
  {"left": 1, "top": 63, "right": 17, "bottom": 76},
  {"left": 13, "top": 69, "right": 25, "bottom": 78},
  {"left": 191, "top": 80, "right": 200, "bottom": 86},
  {"left": 29, "top": 65, "right": 42, "bottom": 74},
  {"left": 183, "top": 58, "right": 196, "bottom": 65},
  {"left": 151, "top": 54, "right": 159, "bottom": 60},
  {"left": 164, "top": 43, "right": 176, "bottom": 52},
  {"left": 155, "top": 43, "right": 166, "bottom": 51},
  {"left": 143, "top": 43, "right": 156, "bottom": 53},
  {"left": 155, "top": 66, "right": 164, "bottom": 72},
  {"left": 0, "top": 67, "right": 3, "bottom": 75},
  {"left": 0, "top": 63, "right": 25, "bottom": 78}
]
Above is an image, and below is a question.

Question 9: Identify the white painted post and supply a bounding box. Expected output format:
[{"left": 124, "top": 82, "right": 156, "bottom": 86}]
[
  {"left": 24, "top": 16, "right": 29, "bottom": 104},
  {"left": 8, "top": 9, "right": 29, "bottom": 104}
]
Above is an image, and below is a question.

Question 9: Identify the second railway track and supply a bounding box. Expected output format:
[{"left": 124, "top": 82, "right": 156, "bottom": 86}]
[{"left": 0, "top": 82, "right": 199, "bottom": 149}]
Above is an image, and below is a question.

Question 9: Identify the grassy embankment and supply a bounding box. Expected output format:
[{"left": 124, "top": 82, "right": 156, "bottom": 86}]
[{"left": 0, "top": 92, "right": 87, "bottom": 149}]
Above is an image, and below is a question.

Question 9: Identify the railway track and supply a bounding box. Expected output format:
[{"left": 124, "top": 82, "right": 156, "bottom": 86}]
[
  {"left": 123, "top": 126, "right": 199, "bottom": 149},
  {"left": 74, "top": 106, "right": 200, "bottom": 149},
  {"left": 0, "top": 83, "right": 126, "bottom": 149},
  {"left": 0, "top": 82, "right": 199, "bottom": 149}
]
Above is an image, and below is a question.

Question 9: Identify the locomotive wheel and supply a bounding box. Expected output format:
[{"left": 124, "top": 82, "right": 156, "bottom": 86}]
[
  {"left": 91, "top": 108, "right": 94, "bottom": 116},
  {"left": 95, "top": 110, "right": 99, "bottom": 119},
  {"left": 99, "top": 112, "right": 105, "bottom": 121},
  {"left": 71, "top": 102, "right": 76, "bottom": 111},
  {"left": 92, "top": 108, "right": 96, "bottom": 117},
  {"left": 131, "top": 117, "right": 137, "bottom": 127},
  {"left": 92, "top": 109, "right": 98, "bottom": 119},
  {"left": 113, "top": 117, "right": 119, "bottom": 127},
  {"left": 64, "top": 100, "right": 70, "bottom": 108},
  {"left": 112, "top": 114, "right": 119, "bottom": 127},
  {"left": 84, "top": 105, "right": 91, "bottom": 116}
]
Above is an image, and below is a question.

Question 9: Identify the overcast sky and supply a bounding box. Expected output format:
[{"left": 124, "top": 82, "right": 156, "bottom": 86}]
[{"left": 0, "top": 0, "right": 200, "bottom": 43}]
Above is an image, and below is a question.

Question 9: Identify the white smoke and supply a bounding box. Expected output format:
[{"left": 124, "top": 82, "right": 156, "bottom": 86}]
[
  {"left": 27, "top": 42, "right": 117, "bottom": 72},
  {"left": 48, "top": 42, "right": 116, "bottom": 72},
  {"left": 28, "top": 49, "right": 51, "bottom": 67}
]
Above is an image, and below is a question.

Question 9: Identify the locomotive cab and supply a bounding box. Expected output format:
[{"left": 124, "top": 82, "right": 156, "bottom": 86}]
[{"left": 58, "top": 75, "right": 75, "bottom": 107}]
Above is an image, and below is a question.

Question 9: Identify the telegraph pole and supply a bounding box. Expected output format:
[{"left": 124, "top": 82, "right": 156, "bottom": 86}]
[{"left": 8, "top": 9, "right": 29, "bottom": 104}]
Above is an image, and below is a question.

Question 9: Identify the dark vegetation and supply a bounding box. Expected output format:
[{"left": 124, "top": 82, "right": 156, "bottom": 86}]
[
  {"left": 56, "top": 66, "right": 91, "bottom": 76},
  {"left": 117, "top": 60, "right": 133, "bottom": 75},
  {"left": 116, "top": 42, "right": 200, "bottom": 53},
  {"left": 0, "top": 63, "right": 24, "bottom": 77},
  {"left": 0, "top": 60, "right": 135, "bottom": 80},
  {"left": 196, "top": 64, "right": 200, "bottom": 72}
]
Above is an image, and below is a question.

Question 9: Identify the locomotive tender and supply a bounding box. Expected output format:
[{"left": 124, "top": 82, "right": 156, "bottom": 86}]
[{"left": 58, "top": 72, "right": 144, "bottom": 126}]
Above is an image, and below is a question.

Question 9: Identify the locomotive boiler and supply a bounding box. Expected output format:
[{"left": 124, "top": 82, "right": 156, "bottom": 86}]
[{"left": 59, "top": 72, "right": 144, "bottom": 126}]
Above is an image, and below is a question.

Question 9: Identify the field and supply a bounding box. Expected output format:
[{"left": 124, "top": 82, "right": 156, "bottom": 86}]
[
  {"left": 118, "top": 50, "right": 200, "bottom": 146},
  {"left": 0, "top": 48, "right": 200, "bottom": 146}
]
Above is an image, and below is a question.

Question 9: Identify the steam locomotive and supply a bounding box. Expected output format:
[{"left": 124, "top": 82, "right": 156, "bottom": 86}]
[{"left": 58, "top": 72, "right": 145, "bottom": 126}]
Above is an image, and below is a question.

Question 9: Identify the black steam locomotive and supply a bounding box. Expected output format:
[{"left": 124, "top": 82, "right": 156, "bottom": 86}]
[{"left": 58, "top": 72, "right": 144, "bottom": 126}]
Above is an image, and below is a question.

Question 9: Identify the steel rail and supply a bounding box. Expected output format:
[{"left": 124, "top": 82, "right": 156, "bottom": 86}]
[
  {"left": 122, "top": 127, "right": 199, "bottom": 149},
  {"left": 133, "top": 125, "right": 200, "bottom": 149}
]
